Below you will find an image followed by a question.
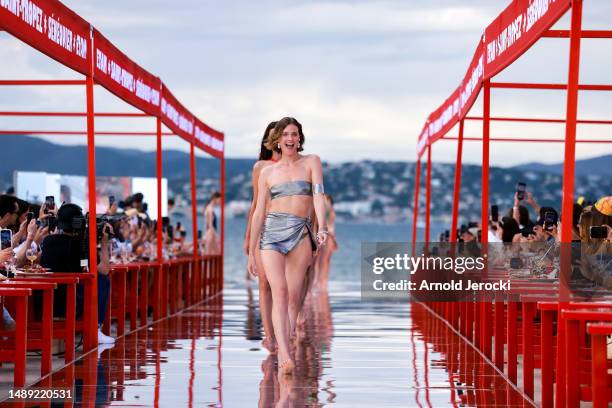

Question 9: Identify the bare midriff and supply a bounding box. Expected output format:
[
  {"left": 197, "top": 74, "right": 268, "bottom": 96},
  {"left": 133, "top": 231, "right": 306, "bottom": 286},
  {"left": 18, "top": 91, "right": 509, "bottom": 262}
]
[{"left": 268, "top": 195, "right": 313, "bottom": 219}]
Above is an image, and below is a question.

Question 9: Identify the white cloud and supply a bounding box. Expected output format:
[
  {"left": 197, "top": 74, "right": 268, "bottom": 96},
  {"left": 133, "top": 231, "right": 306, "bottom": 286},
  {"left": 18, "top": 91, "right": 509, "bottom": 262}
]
[
  {"left": 1, "top": 0, "right": 611, "bottom": 165},
  {"left": 215, "top": 3, "right": 491, "bottom": 35}
]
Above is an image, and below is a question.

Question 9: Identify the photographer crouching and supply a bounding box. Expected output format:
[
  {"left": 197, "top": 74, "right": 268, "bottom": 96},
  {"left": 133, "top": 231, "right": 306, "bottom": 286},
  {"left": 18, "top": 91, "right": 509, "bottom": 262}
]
[{"left": 40, "top": 203, "right": 115, "bottom": 344}]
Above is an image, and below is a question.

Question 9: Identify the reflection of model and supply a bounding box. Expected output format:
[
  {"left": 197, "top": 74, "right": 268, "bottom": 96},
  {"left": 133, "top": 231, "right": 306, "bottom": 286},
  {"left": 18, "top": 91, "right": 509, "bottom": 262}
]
[
  {"left": 248, "top": 117, "right": 328, "bottom": 375},
  {"left": 244, "top": 121, "right": 280, "bottom": 353},
  {"left": 256, "top": 284, "right": 334, "bottom": 407},
  {"left": 258, "top": 354, "right": 279, "bottom": 407},
  {"left": 203, "top": 192, "right": 221, "bottom": 255},
  {"left": 315, "top": 194, "right": 337, "bottom": 290},
  {"left": 245, "top": 283, "right": 263, "bottom": 341}
]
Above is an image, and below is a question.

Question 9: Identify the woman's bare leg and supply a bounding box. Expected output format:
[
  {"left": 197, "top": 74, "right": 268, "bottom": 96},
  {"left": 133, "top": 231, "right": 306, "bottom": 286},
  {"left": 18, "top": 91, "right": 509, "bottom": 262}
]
[
  {"left": 315, "top": 245, "right": 328, "bottom": 289},
  {"left": 320, "top": 246, "right": 332, "bottom": 289},
  {"left": 313, "top": 250, "right": 323, "bottom": 291},
  {"left": 261, "top": 249, "right": 293, "bottom": 371},
  {"left": 257, "top": 249, "right": 276, "bottom": 352},
  {"left": 295, "top": 254, "right": 316, "bottom": 337},
  {"left": 285, "top": 238, "right": 313, "bottom": 335}
]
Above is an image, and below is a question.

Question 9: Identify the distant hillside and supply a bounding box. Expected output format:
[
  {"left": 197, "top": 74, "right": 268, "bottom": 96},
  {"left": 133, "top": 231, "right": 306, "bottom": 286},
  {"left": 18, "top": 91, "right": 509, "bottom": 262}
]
[
  {"left": 1, "top": 136, "right": 611, "bottom": 222},
  {"left": 0, "top": 135, "right": 253, "bottom": 182},
  {"left": 512, "top": 154, "right": 612, "bottom": 178}
]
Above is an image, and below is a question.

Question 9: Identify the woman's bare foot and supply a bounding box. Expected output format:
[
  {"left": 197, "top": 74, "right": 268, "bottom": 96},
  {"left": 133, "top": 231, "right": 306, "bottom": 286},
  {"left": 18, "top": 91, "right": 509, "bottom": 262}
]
[
  {"left": 278, "top": 358, "right": 295, "bottom": 376},
  {"left": 296, "top": 312, "right": 306, "bottom": 328},
  {"left": 262, "top": 337, "right": 277, "bottom": 354},
  {"left": 277, "top": 371, "right": 294, "bottom": 406}
]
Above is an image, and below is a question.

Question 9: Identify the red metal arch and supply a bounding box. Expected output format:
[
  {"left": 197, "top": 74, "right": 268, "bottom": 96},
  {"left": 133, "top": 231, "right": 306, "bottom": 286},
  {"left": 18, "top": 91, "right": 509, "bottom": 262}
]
[
  {"left": 0, "top": 0, "right": 226, "bottom": 348},
  {"left": 412, "top": 0, "right": 612, "bottom": 406}
]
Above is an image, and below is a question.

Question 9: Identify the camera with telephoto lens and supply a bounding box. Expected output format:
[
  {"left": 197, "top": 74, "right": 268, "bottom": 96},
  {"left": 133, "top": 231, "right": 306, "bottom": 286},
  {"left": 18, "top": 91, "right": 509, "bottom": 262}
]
[
  {"left": 95, "top": 214, "right": 125, "bottom": 240},
  {"left": 68, "top": 213, "right": 124, "bottom": 240}
]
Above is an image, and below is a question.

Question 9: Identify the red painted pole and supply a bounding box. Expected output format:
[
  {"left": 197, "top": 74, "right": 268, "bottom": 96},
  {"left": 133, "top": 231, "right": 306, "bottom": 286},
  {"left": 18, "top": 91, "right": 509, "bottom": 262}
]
[
  {"left": 440, "top": 136, "right": 612, "bottom": 144},
  {"left": 560, "top": 1, "right": 582, "bottom": 245},
  {"left": 189, "top": 138, "right": 199, "bottom": 300},
  {"left": 0, "top": 130, "right": 173, "bottom": 136},
  {"left": 490, "top": 82, "right": 612, "bottom": 91},
  {"left": 411, "top": 159, "right": 421, "bottom": 254},
  {"left": 544, "top": 29, "right": 612, "bottom": 38},
  {"left": 479, "top": 79, "right": 491, "bottom": 359},
  {"left": 0, "top": 79, "right": 86, "bottom": 86},
  {"left": 481, "top": 79, "right": 490, "bottom": 245},
  {"left": 220, "top": 156, "right": 226, "bottom": 284},
  {"left": 449, "top": 120, "right": 464, "bottom": 243},
  {"left": 424, "top": 146, "right": 432, "bottom": 243},
  {"left": 85, "top": 31, "right": 99, "bottom": 349},
  {"left": 156, "top": 117, "right": 163, "bottom": 262},
  {"left": 557, "top": 1, "right": 583, "bottom": 406},
  {"left": 154, "top": 117, "right": 163, "bottom": 319},
  {"left": 190, "top": 140, "right": 198, "bottom": 256},
  {"left": 0, "top": 111, "right": 148, "bottom": 117}
]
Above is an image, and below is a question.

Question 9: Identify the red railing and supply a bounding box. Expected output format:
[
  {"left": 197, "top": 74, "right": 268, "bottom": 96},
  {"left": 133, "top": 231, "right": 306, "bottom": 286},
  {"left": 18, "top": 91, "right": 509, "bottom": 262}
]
[
  {"left": 0, "top": 0, "right": 225, "bottom": 347},
  {"left": 412, "top": 0, "right": 612, "bottom": 406},
  {"left": 0, "top": 256, "right": 222, "bottom": 391}
]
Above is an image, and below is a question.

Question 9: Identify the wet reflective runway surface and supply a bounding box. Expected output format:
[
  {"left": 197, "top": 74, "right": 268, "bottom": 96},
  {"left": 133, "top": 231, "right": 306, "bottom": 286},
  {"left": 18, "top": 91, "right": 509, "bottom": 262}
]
[{"left": 2, "top": 284, "right": 533, "bottom": 407}]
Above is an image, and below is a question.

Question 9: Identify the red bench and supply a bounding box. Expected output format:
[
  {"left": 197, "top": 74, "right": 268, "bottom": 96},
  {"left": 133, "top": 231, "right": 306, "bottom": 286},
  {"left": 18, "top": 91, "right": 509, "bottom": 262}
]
[{"left": 0, "top": 287, "right": 31, "bottom": 387}]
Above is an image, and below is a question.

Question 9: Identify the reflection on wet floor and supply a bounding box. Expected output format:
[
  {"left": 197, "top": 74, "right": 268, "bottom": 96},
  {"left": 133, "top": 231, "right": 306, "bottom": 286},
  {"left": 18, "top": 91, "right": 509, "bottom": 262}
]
[{"left": 1, "top": 285, "right": 533, "bottom": 407}]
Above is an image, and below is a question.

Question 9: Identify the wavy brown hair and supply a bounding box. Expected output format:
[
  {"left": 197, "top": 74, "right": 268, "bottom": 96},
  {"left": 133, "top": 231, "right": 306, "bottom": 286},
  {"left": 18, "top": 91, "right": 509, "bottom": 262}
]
[
  {"left": 579, "top": 205, "right": 612, "bottom": 253},
  {"left": 265, "top": 117, "right": 305, "bottom": 153},
  {"left": 259, "top": 121, "right": 277, "bottom": 160}
]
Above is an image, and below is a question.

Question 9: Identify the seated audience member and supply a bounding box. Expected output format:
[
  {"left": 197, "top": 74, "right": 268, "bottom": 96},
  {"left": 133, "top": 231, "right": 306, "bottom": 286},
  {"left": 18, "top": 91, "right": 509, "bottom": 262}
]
[
  {"left": 12, "top": 219, "right": 48, "bottom": 268},
  {"left": 459, "top": 227, "right": 481, "bottom": 257},
  {"left": 0, "top": 195, "right": 18, "bottom": 229},
  {"left": 0, "top": 249, "right": 15, "bottom": 330},
  {"left": 40, "top": 204, "right": 115, "bottom": 344},
  {"left": 577, "top": 197, "right": 612, "bottom": 288},
  {"left": 10, "top": 200, "right": 51, "bottom": 257},
  {"left": 132, "top": 193, "right": 145, "bottom": 214},
  {"left": 498, "top": 216, "right": 521, "bottom": 243},
  {"left": 533, "top": 207, "right": 560, "bottom": 243},
  {"left": 1, "top": 197, "right": 22, "bottom": 329},
  {"left": 572, "top": 202, "right": 583, "bottom": 241},
  {"left": 512, "top": 191, "right": 538, "bottom": 233}
]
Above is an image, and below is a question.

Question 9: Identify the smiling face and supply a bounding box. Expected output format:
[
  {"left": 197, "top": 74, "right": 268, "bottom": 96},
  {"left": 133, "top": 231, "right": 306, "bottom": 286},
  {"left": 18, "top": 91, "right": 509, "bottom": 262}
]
[
  {"left": 265, "top": 117, "right": 305, "bottom": 154},
  {"left": 280, "top": 124, "right": 300, "bottom": 156}
]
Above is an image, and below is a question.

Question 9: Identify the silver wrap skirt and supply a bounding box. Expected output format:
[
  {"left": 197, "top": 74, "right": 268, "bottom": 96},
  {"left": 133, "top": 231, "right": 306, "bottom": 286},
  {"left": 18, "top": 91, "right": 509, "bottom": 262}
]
[{"left": 260, "top": 212, "right": 317, "bottom": 254}]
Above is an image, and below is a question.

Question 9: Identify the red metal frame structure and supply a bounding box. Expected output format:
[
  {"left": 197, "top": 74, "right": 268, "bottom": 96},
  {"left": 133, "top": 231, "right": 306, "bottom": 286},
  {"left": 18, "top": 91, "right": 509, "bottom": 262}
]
[
  {"left": 412, "top": 0, "right": 612, "bottom": 406},
  {"left": 0, "top": 0, "right": 225, "bottom": 349}
]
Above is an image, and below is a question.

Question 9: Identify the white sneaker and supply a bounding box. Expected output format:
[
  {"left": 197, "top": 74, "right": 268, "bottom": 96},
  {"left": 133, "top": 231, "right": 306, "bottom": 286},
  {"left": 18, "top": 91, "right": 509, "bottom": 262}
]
[{"left": 97, "top": 329, "right": 116, "bottom": 344}]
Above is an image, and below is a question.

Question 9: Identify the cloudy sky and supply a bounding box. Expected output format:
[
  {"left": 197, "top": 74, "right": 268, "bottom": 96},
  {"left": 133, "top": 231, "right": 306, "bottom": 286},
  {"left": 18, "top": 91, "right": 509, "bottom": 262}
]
[{"left": 1, "top": 0, "right": 611, "bottom": 166}]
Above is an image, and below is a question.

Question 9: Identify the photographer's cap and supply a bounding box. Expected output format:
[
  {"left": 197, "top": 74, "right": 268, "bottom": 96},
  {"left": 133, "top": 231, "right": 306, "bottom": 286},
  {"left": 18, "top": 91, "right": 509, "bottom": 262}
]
[{"left": 594, "top": 196, "right": 612, "bottom": 216}]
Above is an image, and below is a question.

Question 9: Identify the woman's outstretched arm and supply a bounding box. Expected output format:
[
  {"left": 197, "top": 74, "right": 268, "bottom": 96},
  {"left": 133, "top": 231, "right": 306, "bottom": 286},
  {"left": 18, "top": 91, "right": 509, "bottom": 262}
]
[
  {"left": 244, "top": 161, "right": 264, "bottom": 254},
  {"left": 311, "top": 155, "right": 327, "bottom": 245},
  {"left": 247, "top": 167, "right": 270, "bottom": 277}
]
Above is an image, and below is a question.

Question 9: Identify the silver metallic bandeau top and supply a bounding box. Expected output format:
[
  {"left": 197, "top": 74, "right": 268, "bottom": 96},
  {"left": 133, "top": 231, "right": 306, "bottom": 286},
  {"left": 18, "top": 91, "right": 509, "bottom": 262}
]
[{"left": 269, "top": 180, "right": 312, "bottom": 200}]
